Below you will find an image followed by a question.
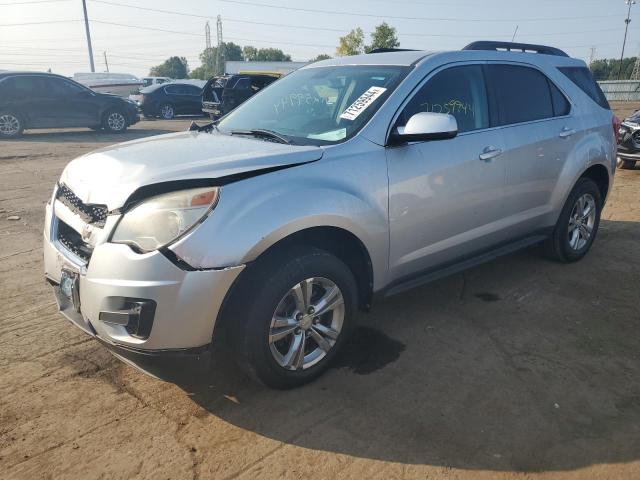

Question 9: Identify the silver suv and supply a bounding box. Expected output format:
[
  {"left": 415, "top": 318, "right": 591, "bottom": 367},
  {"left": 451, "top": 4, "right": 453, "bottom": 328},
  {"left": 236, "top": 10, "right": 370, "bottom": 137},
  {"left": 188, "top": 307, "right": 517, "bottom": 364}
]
[{"left": 44, "top": 42, "right": 616, "bottom": 388}]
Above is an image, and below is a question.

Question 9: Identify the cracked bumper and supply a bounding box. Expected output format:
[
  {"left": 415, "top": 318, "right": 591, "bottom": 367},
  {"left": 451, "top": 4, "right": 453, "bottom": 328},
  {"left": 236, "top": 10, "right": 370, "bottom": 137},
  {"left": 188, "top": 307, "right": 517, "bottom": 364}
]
[{"left": 43, "top": 201, "right": 245, "bottom": 375}]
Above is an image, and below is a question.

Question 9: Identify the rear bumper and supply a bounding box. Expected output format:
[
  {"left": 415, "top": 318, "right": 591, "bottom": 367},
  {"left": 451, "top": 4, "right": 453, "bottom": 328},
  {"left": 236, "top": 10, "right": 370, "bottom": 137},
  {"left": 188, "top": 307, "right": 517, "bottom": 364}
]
[
  {"left": 202, "top": 102, "right": 222, "bottom": 116},
  {"left": 617, "top": 149, "right": 640, "bottom": 161}
]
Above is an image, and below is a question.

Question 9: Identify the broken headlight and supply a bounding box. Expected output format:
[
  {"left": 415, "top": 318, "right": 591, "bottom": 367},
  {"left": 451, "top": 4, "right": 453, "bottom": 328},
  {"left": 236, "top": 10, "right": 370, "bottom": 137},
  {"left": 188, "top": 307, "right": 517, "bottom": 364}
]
[{"left": 111, "top": 187, "right": 220, "bottom": 252}]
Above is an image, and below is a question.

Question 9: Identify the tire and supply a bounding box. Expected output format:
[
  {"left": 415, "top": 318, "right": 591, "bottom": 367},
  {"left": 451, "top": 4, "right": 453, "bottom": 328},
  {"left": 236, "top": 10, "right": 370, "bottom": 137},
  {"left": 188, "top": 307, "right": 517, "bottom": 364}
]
[
  {"left": 226, "top": 246, "right": 358, "bottom": 389},
  {"left": 159, "top": 103, "right": 175, "bottom": 120},
  {"left": 102, "top": 109, "right": 128, "bottom": 133},
  {"left": 617, "top": 157, "right": 636, "bottom": 169},
  {"left": 0, "top": 111, "right": 24, "bottom": 139},
  {"left": 544, "top": 177, "right": 602, "bottom": 263}
]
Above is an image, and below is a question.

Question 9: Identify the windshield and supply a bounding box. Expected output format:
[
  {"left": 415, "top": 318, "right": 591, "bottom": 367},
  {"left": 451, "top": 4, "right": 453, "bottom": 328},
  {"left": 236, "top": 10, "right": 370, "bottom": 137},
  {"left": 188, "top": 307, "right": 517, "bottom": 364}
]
[{"left": 217, "top": 65, "right": 409, "bottom": 145}]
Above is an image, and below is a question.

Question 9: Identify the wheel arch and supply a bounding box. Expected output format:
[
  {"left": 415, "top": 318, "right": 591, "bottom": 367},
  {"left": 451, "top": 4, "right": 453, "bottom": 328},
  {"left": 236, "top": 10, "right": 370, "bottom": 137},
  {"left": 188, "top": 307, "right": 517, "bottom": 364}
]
[{"left": 580, "top": 163, "right": 610, "bottom": 202}]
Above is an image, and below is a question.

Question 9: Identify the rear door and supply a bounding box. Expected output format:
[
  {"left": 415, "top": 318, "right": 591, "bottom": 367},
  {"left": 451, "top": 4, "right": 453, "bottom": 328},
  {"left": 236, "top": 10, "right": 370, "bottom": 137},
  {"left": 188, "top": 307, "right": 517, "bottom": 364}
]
[
  {"left": 0, "top": 76, "right": 48, "bottom": 127},
  {"left": 386, "top": 63, "right": 508, "bottom": 281},
  {"left": 486, "top": 63, "right": 580, "bottom": 236},
  {"left": 183, "top": 84, "right": 204, "bottom": 114}
]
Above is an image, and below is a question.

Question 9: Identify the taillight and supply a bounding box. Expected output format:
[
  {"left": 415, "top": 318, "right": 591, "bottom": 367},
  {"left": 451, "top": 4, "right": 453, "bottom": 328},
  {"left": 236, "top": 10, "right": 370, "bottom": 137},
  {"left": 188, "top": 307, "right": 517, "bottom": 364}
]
[{"left": 613, "top": 115, "right": 622, "bottom": 143}]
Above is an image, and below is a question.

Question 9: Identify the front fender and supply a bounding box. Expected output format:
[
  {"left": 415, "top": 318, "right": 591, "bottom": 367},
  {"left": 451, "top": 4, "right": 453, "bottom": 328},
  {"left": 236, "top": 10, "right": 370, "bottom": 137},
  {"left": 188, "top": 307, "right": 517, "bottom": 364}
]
[{"left": 169, "top": 147, "right": 390, "bottom": 290}]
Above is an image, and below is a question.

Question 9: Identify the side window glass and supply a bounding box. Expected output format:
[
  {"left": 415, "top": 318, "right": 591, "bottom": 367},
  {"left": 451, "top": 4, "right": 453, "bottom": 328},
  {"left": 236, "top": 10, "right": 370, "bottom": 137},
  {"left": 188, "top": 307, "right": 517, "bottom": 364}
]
[
  {"left": 6, "top": 76, "right": 42, "bottom": 98},
  {"left": 489, "top": 65, "right": 553, "bottom": 125},
  {"left": 165, "top": 85, "right": 181, "bottom": 95},
  {"left": 234, "top": 78, "right": 250, "bottom": 90},
  {"left": 185, "top": 85, "right": 201, "bottom": 96},
  {"left": 549, "top": 81, "right": 570, "bottom": 117},
  {"left": 400, "top": 65, "right": 489, "bottom": 133}
]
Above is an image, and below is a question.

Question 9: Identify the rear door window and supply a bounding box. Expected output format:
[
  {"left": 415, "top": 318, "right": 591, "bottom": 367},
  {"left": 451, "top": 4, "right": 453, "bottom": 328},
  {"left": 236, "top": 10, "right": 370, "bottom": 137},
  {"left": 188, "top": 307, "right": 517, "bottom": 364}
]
[
  {"left": 549, "top": 81, "right": 570, "bottom": 116},
  {"left": 233, "top": 78, "right": 250, "bottom": 90},
  {"left": 400, "top": 64, "right": 490, "bottom": 133},
  {"left": 558, "top": 66, "right": 610, "bottom": 110},
  {"left": 487, "top": 64, "right": 554, "bottom": 125},
  {"left": 2, "top": 76, "right": 45, "bottom": 99},
  {"left": 183, "top": 85, "right": 202, "bottom": 96},
  {"left": 165, "top": 85, "right": 185, "bottom": 95}
]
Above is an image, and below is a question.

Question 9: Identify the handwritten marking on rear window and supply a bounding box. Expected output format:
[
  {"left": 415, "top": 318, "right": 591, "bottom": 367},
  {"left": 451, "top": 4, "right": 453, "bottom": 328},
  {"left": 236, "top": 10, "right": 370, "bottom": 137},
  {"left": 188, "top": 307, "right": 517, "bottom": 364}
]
[{"left": 340, "top": 86, "right": 387, "bottom": 121}]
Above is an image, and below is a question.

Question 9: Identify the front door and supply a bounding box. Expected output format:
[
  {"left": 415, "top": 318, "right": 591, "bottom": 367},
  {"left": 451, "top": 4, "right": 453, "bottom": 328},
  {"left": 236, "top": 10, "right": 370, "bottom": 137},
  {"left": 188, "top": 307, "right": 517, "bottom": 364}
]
[
  {"left": 386, "top": 64, "right": 507, "bottom": 282},
  {"left": 41, "top": 77, "right": 99, "bottom": 127}
]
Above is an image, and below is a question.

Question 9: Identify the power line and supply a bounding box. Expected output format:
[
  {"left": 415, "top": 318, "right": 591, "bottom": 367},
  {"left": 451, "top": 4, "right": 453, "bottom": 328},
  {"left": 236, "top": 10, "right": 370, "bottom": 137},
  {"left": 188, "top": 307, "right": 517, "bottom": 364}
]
[
  {"left": 218, "top": 0, "right": 622, "bottom": 22},
  {"left": 0, "top": 0, "right": 69, "bottom": 5},
  {"left": 0, "top": 19, "right": 81, "bottom": 26},
  {"left": 90, "top": 19, "right": 203, "bottom": 37}
]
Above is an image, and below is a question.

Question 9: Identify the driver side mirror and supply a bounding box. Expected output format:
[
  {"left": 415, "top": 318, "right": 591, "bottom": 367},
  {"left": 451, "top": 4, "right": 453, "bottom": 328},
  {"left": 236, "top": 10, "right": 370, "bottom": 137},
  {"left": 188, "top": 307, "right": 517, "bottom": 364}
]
[{"left": 390, "top": 112, "right": 458, "bottom": 144}]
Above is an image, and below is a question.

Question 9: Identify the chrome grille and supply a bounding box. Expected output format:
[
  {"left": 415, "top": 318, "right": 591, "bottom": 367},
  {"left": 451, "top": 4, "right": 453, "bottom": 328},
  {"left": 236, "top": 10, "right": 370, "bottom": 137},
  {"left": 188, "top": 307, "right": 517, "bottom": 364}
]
[{"left": 56, "top": 184, "right": 108, "bottom": 228}]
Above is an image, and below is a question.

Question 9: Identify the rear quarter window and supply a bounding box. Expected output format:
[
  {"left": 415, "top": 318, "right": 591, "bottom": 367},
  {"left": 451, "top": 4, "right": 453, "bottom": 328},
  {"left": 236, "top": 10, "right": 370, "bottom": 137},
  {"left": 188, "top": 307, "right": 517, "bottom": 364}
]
[{"left": 558, "top": 66, "right": 610, "bottom": 110}]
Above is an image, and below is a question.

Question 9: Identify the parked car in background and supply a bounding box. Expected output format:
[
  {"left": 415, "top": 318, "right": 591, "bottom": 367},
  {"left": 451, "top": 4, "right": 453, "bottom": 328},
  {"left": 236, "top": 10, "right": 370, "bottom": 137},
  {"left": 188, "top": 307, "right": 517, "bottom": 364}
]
[
  {"left": 138, "top": 81, "right": 205, "bottom": 119},
  {"left": 617, "top": 109, "right": 640, "bottom": 168},
  {"left": 44, "top": 43, "right": 616, "bottom": 388},
  {"left": 0, "top": 71, "right": 139, "bottom": 138},
  {"left": 202, "top": 73, "right": 280, "bottom": 118},
  {"left": 142, "top": 76, "right": 172, "bottom": 87},
  {"left": 73, "top": 72, "right": 143, "bottom": 97}
]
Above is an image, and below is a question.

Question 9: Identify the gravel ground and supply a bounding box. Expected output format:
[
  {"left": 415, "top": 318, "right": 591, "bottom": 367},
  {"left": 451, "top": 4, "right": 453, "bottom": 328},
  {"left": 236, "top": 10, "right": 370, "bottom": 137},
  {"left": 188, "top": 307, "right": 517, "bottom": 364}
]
[{"left": 1, "top": 117, "right": 639, "bottom": 479}]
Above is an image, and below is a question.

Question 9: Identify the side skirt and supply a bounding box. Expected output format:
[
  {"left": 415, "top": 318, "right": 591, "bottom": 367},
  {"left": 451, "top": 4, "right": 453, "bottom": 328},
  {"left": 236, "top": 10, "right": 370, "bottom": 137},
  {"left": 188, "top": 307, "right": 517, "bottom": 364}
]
[{"left": 380, "top": 231, "right": 550, "bottom": 299}]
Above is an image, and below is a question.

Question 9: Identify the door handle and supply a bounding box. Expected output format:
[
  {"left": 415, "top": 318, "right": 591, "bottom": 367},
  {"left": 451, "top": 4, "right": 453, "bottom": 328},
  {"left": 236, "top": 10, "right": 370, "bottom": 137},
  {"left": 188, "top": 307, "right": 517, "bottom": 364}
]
[
  {"left": 559, "top": 127, "right": 577, "bottom": 138},
  {"left": 479, "top": 146, "right": 503, "bottom": 162}
]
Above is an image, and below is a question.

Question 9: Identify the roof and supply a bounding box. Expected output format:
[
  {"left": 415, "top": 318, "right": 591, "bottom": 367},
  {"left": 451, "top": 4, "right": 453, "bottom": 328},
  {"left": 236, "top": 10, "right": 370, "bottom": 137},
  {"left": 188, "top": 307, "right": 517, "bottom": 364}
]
[{"left": 306, "top": 50, "right": 433, "bottom": 68}]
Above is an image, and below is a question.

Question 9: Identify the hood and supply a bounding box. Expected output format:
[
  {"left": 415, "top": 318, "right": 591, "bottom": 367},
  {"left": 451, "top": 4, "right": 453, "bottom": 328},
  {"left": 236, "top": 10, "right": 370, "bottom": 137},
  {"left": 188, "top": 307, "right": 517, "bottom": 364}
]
[{"left": 60, "top": 131, "right": 323, "bottom": 210}]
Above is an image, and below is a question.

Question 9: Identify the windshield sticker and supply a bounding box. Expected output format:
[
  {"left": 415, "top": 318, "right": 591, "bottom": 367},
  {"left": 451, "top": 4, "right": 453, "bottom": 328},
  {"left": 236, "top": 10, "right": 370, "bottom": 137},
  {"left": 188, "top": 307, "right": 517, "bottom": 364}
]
[
  {"left": 340, "top": 86, "right": 387, "bottom": 121},
  {"left": 307, "top": 128, "right": 347, "bottom": 141}
]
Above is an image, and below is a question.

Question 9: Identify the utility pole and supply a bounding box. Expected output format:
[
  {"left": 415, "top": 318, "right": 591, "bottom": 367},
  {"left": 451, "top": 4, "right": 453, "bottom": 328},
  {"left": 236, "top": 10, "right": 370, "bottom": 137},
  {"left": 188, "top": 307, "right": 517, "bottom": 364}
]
[
  {"left": 216, "top": 15, "right": 224, "bottom": 75},
  {"left": 103, "top": 51, "right": 109, "bottom": 72},
  {"left": 589, "top": 46, "right": 597, "bottom": 67},
  {"left": 81, "top": 0, "right": 95, "bottom": 72},
  {"left": 205, "top": 21, "right": 211, "bottom": 50},
  {"left": 618, "top": 0, "right": 636, "bottom": 79},
  {"left": 511, "top": 25, "right": 519, "bottom": 42}
]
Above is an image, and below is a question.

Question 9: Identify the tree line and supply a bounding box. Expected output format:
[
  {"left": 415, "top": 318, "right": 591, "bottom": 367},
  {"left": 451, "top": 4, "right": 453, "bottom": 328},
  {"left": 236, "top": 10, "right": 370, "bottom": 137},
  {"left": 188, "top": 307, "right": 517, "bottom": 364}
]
[{"left": 148, "top": 22, "right": 400, "bottom": 79}]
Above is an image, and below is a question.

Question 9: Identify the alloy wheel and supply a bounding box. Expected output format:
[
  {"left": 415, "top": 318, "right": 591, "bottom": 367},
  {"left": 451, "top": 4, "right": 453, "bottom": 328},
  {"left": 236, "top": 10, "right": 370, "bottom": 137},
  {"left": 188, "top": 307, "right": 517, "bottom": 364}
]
[
  {"left": 269, "top": 277, "right": 345, "bottom": 371},
  {"left": 107, "top": 112, "right": 126, "bottom": 131},
  {"left": 0, "top": 114, "right": 20, "bottom": 136},
  {"left": 161, "top": 105, "right": 174, "bottom": 119},
  {"left": 567, "top": 193, "right": 596, "bottom": 251}
]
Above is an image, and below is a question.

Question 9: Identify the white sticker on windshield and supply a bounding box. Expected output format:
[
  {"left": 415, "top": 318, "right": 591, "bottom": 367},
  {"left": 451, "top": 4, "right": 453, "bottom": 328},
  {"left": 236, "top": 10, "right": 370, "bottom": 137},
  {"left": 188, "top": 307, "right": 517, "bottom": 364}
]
[{"left": 340, "top": 86, "right": 387, "bottom": 121}]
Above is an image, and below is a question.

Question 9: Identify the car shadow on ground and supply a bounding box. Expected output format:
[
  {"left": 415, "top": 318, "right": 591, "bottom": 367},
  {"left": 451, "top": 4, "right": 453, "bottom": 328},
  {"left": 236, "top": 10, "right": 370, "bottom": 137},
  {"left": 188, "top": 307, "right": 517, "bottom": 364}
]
[{"left": 169, "top": 219, "right": 640, "bottom": 473}]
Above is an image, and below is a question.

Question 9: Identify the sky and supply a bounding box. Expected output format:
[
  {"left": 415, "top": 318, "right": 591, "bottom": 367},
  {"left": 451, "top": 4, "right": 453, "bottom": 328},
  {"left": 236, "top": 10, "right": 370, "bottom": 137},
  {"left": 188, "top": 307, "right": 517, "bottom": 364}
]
[{"left": 1, "top": 0, "right": 639, "bottom": 77}]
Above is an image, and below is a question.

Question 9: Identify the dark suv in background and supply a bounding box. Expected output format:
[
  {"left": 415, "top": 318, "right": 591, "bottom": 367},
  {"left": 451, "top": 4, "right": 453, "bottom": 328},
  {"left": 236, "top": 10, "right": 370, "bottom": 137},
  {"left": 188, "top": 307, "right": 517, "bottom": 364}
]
[
  {"left": 0, "top": 72, "right": 139, "bottom": 138},
  {"left": 138, "top": 82, "right": 204, "bottom": 119},
  {"left": 202, "top": 73, "right": 280, "bottom": 118}
]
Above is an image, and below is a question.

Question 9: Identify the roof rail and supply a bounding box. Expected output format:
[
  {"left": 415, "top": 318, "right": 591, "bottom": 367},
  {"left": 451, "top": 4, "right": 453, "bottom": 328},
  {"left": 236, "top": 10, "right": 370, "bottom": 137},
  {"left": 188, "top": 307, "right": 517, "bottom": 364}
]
[
  {"left": 367, "top": 48, "right": 418, "bottom": 54},
  {"left": 463, "top": 41, "right": 569, "bottom": 57}
]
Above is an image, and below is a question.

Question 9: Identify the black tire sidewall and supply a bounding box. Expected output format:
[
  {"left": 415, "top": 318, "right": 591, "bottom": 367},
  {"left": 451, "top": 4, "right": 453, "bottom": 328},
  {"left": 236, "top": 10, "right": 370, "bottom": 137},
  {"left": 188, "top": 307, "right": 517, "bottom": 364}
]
[
  {"left": 555, "top": 178, "right": 602, "bottom": 262},
  {"left": 0, "top": 111, "right": 24, "bottom": 138},
  {"left": 232, "top": 247, "right": 357, "bottom": 388}
]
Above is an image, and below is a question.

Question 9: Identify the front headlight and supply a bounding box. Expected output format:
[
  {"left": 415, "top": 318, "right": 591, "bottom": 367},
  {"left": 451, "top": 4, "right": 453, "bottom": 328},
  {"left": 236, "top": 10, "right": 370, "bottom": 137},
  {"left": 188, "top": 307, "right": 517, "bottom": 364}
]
[{"left": 111, "top": 187, "right": 220, "bottom": 252}]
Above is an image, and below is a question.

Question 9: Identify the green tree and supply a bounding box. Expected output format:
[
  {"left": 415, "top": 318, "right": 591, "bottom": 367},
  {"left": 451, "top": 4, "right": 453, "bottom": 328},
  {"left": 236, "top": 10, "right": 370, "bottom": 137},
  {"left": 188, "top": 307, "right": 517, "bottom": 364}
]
[
  {"left": 311, "top": 53, "right": 332, "bottom": 62},
  {"left": 366, "top": 22, "right": 399, "bottom": 52},
  {"left": 149, "top": 56, "right": 189, "bottom": 78},
  {"left": 336, "top": 28, "right": 365, "bottom": 56},
  {"left": 243, "top": 46, "right": 259, "bottom": 61}
]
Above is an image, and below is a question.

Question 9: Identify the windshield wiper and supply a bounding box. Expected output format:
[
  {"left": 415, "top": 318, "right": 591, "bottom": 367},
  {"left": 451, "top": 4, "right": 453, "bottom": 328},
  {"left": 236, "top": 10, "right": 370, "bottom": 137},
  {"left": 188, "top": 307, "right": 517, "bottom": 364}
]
[{"left": 230, "top": 128, "right": 291, "bottom": 145}]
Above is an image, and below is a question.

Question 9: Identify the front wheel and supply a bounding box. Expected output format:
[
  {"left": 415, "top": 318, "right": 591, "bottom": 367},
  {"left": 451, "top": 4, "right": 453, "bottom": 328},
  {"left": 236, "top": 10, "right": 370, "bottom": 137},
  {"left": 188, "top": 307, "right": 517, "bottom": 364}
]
[
  {"left": 544, "top": 177, "right": 602, "bottom": 263},
  {"left": 102, "top": 109, "right": 128, "bottom": 133},
  {"left": 227, "top": 247, "right": 357, "bottom": 388}
]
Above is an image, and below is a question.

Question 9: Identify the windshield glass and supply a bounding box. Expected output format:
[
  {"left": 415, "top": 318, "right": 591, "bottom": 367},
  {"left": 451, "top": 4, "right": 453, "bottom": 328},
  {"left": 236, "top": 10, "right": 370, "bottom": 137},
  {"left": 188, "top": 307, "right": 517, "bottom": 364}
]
[{"left": 217, "top": 65, "right": 409, "bottom": 145}]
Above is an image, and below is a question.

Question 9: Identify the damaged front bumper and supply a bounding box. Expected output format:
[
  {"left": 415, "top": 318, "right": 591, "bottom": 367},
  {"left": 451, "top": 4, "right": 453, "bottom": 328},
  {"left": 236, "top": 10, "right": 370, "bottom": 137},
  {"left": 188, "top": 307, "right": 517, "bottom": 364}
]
[{"left": 43, "top": 189, "right": 244, "bottom": 378}]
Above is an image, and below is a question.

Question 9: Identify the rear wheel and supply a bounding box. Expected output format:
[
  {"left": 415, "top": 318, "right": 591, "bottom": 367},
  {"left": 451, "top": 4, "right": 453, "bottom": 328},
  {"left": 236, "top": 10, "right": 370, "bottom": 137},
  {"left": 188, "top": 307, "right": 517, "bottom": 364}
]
[
  {"left": 102, "top": 109, "right": 128, "bottom": 133},
  {"left": 617, "top": 157, "right": 636, "bottom": 169},
  {"left": 159, "top": 103, "right": 175, "bottom": 119},
  {"left": 0, "top": 112, "right": 23, "bottom": 138},
  {"left": 226, "top": 246, "right": 357, "bottom": 389},
  {"left": 544, "top": 177, "right": 602, "bottom": 263}
]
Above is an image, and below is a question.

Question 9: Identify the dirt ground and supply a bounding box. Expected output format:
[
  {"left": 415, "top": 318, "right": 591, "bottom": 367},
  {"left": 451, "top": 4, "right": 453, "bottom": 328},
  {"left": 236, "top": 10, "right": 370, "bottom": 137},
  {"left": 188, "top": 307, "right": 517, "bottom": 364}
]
[{"left": 1, "top": 114, "right": 640, "bottom": 480}]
